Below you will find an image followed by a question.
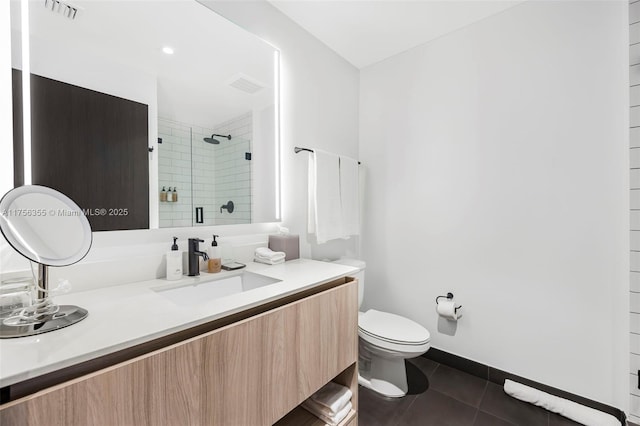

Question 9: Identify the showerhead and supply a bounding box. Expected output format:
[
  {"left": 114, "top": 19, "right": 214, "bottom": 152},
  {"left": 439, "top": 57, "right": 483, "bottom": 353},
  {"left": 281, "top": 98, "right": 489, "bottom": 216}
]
[
  {"left": 203, "top": 134, "right": 232, "bottom": 144},
  {"left": 203, "top": 137, "right": 220, "bottom": 144}
]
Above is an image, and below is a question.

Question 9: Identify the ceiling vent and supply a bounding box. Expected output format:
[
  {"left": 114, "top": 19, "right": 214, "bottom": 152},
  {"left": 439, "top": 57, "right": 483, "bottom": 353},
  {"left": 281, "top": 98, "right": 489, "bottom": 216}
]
[
  {"left": 227, "top": 73, "right": 266, "bottom": 95},
  {"left": 44, "top": 0, "right": 80, "bottom": 20}
]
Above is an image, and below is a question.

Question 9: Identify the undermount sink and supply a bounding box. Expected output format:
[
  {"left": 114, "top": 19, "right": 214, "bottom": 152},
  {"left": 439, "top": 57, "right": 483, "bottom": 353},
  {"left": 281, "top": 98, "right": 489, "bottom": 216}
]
[{"left": 152, "top": 271, "right": 282, "bottom": 306}]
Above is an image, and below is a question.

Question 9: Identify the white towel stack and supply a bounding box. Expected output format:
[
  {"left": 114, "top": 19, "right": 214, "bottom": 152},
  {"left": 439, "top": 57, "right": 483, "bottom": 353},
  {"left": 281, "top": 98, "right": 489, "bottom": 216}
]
[
  {"left": 301, "top": 381, "right": 353, "bottom": 426},
  {"left": 253, "top": 247, "right": 286, "bottom": 265}
]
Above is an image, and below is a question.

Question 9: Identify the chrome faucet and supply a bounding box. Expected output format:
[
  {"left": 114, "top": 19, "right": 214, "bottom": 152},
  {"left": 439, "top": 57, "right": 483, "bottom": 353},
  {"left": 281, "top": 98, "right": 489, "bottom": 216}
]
[{"left": 188, "top": 238, "right": 209, "bottom": 276}]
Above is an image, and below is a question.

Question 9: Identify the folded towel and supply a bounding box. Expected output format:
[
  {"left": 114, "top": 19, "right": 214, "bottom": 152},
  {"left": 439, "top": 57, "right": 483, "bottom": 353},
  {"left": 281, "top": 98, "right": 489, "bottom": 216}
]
[
  {"left": 253, "top": 257, "right": 285, "bottom": 265},
  {"left": 308, "top": 381, "right": 353, "bottom": 415},
  {"left": 308, "top": 149, "right": 343, "bottom": 243},
  {"left": 339, "top": 155, "right": 359, "bottom": 238},
  {"left": 302, "top": 397, "right": 349, "bottom": 419},
  {"left": 302, "top": 400, "right": 352, "bottom": 426},
  {"left": 254, "top": 247, "right": 286, "bottom": 262}
]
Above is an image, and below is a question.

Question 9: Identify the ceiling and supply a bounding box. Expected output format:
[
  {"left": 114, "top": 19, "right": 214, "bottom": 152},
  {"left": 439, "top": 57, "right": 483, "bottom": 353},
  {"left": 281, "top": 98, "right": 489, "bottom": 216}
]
[{"left": 268, "top": 0, "right": 524, "bottom": 69}]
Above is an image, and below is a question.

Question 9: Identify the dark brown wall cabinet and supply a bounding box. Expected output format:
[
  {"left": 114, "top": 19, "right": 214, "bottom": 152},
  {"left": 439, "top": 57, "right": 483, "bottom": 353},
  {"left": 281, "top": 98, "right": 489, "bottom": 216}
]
[{"left": 12, "top": 70, "right": 149, "bottom": 231}]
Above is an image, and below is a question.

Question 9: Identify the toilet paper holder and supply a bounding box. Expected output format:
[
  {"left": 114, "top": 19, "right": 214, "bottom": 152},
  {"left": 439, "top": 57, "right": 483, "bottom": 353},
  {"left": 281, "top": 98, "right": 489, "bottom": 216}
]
[{"left": 436, "top": 292, "right": 462, "bottom": 314}]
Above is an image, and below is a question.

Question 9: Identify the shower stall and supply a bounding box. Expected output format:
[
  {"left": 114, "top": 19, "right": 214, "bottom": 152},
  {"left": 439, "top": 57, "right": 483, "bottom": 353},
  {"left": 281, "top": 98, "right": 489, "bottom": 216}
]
[{"left": 157, "top": 116, "right": 252, "bottom": 227}]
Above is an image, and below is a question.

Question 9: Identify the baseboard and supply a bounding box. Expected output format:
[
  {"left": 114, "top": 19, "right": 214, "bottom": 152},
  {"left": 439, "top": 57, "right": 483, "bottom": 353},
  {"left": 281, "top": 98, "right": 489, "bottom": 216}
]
[{"left": 423, "top": 347, "right": 626, "bottom": 425}]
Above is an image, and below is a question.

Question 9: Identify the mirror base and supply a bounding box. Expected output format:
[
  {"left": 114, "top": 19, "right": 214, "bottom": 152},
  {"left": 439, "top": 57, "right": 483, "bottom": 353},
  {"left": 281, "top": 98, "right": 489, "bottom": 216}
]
[{"left": 0, "top": 305, "right": 88, "bottom": 339}]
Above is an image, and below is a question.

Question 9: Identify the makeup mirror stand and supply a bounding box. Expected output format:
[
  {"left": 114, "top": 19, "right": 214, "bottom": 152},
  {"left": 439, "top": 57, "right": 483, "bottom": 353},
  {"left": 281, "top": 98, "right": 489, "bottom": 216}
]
[
  {"left": 0, "top": 263, "right": 88, "bottom": 338},
  {"left": 0, "top": 185, "right": 92, "bottom": 339}
]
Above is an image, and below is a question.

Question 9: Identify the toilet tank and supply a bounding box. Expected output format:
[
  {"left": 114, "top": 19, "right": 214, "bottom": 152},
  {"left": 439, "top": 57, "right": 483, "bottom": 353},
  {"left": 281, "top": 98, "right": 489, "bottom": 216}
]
[{"left": 331, "top": 258, "right": 366, "bottom": 308}]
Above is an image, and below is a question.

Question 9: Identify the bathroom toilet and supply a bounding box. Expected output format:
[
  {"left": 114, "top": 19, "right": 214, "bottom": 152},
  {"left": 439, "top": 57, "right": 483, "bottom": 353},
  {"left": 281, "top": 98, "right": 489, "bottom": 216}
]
[{"left": 332, "top": 259, "right": 431, "bottom": 398}]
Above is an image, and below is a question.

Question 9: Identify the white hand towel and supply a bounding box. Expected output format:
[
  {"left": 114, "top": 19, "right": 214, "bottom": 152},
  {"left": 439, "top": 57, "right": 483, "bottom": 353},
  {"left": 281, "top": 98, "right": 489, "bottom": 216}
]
[
  {"left": 253, "top": 257, "right": 285, "bottom": 265},
  {"left": 302, "top": 400, "right": 352, "bottom": 426},
  {"left": 308, "top": 381, "right": 353, "bottom": 415},
  {"left": 308, "top": 149, "right": 343, "bottom": 243},
  {"left": 255, "top": 247, "right": 286, "bottom": 262},
  {"left": 339, "top": 156, "right": 359, "bottom": 238}
]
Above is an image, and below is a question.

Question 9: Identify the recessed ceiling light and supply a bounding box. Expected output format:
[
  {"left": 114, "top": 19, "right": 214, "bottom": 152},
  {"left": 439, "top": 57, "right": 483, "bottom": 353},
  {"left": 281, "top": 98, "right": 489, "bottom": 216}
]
[{"left": 162, "top": 46, "right": 174, "bottom": 55}]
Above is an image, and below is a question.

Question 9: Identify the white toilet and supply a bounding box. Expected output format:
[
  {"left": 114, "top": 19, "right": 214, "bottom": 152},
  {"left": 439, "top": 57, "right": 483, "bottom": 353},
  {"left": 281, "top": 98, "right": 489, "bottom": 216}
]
[{"left": 332, "top": 259, "right": 431, "bottom": 398}]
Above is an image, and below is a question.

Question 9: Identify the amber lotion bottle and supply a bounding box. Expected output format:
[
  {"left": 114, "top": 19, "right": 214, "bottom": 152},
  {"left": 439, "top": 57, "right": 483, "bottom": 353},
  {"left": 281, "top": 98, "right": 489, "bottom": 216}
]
[{"left": 207, "top": 235, "right": 222, "bottom": 273}]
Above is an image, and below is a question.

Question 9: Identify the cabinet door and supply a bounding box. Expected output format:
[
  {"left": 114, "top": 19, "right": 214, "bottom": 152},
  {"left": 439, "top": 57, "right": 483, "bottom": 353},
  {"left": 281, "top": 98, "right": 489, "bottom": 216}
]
[{"left": 0, "top": 280, "right": 358, "bottom": 426}]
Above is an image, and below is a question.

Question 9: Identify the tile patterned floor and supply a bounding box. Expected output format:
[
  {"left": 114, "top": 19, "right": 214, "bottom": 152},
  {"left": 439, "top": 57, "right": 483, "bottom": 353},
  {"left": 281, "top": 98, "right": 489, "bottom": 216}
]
[{"left": 358, "top": 357, "right": 583, "bottom": 426}]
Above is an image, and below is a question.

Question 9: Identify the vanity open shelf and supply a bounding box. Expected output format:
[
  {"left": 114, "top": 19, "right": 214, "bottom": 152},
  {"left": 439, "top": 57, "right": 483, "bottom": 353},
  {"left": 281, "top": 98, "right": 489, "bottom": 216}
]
[
  {"left": 274, "top": 365, "right": 358, "bottom": 426},
  {"left": 0, "top": 276, "right": 359, "bottom": 425},
  {"left": 276, "top": 404, "right": 357, "bottom": 426}
]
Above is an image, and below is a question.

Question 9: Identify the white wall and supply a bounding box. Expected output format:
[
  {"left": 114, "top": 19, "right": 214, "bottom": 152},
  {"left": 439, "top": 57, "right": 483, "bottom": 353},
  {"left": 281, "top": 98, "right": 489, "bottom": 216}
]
[
  {"left": 200, "top": 0, "right": 360, "bottom": 260},
  {"left": 360, "top": 0, "right": 628, "bottom": 410}
]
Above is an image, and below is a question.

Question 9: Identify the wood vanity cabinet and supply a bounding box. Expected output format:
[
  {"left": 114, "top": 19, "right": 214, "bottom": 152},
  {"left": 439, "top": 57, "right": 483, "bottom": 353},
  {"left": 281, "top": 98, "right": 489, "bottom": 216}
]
[{"left": 0, "top": 278, "right": 359, "bottom": 426}]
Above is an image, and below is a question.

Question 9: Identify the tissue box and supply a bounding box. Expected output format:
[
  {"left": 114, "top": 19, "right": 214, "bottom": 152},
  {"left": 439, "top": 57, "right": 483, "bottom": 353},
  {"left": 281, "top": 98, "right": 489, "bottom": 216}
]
[{"left": 268, "top": 234, "right": 299, "bottom": 261}]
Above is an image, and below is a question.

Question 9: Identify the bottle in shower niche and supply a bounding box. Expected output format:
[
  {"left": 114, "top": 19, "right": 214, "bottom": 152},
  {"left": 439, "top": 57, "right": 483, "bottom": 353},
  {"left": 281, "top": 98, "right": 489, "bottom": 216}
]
[
  {"left": 160, "top": 186, "right": 167, "bottom": 202},
  {"left": 173, "top": 187, "right": 178, "bottom": 202},
  {"left": 167, "top": 187, "right": 174, "bottom": 202},
  {"left": 166, "top": 237, "right": 183, "bottom": 280},
  {"left": 207, "top": 235, "right": 222, "bottom": 273}
]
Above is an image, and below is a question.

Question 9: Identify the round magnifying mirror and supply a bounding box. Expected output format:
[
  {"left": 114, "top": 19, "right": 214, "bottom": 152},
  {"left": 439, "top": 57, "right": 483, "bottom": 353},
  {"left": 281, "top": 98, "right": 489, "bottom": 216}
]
[
  {"left": 0, "top": 185, "right": 92, "bottom": 266},
  {"left": 0, "top": 185, "right": 92, "bottom": 338}
]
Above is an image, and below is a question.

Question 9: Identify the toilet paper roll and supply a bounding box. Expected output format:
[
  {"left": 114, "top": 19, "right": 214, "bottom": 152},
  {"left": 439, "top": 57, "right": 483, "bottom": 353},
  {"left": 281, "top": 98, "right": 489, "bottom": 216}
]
[{"left": 436, "top": 299, "right": 458, "bottom": 321}]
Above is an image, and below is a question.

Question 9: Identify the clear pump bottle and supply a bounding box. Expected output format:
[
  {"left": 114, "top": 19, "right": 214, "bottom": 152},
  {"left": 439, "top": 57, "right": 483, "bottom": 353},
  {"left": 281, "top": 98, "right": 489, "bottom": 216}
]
[{"left": 166, "top": 237, "right": 183, "bottom": 280}]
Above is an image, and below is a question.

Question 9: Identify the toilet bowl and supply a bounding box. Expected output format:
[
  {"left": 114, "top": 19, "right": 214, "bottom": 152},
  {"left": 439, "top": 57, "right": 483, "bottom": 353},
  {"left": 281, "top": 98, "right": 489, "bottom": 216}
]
[{"left": 331, "top": 258, "right": 431, "bottom": 398}]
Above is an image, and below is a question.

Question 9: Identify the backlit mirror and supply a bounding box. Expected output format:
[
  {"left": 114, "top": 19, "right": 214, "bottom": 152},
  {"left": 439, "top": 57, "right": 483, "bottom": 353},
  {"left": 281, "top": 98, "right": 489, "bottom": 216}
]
[{"left": 10, "top": 0, "right": 280, "bottom": 231}]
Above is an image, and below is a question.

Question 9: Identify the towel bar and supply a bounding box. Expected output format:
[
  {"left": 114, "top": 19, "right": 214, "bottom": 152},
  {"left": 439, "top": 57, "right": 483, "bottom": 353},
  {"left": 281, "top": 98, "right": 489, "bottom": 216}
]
[{"left": 294, "top": 147, "right": 361, "bottom": 164}]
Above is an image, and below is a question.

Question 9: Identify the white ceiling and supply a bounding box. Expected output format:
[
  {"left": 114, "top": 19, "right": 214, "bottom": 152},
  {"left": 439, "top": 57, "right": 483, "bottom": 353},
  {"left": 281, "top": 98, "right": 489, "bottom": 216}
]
[{"left": 268, "top": 0, "right": 524, "bottom": 69}]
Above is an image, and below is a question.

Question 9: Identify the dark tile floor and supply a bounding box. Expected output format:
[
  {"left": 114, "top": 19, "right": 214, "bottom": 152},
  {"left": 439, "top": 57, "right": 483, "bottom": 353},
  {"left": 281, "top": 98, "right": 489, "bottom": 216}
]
[{"left": 358, "top": 357, "right": 583, "bottom": 426}]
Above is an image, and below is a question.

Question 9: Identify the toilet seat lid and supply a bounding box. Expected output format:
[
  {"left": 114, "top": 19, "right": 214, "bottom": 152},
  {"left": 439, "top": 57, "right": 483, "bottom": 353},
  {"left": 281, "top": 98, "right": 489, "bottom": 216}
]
[{"left": 358, "top": 309, "right": 430, "bottom": 345}]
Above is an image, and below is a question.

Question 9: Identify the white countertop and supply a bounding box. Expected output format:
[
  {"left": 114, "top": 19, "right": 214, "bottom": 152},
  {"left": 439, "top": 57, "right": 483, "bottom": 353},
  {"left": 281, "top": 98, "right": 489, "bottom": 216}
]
[{"left": 0, "top": 259, "right": 358, "bottom": 388}]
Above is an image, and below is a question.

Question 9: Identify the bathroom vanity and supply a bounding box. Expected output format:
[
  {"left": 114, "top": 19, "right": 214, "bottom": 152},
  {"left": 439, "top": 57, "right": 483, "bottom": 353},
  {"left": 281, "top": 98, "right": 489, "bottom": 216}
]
[{"left": 0, "top": 260, "right": 359, "bottom": 426}]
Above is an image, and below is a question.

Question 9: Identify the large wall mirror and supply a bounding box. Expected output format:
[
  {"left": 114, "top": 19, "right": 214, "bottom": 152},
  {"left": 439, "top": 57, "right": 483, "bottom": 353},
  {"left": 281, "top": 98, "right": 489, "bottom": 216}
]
[{"left": 10, "top": 0, "right": 280, "bottom": 231}]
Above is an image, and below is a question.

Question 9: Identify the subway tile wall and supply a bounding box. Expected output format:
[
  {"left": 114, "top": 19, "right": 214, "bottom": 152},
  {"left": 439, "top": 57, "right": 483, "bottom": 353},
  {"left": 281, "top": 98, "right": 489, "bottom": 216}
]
[
  {"left": 191, "top": 124, "right": 218, "bottom": 226},
  {"left": 211, "top": 112, "right": 252, "bottom": 225},
  {"left": 632, "top": 1, "right": 640, "bottom": 422},
  {"left": 157, "top": 113, "right": 252, "bottom": 228},
  {"left": 158, "top": 118, "right": 193, "bottom": 228}
]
